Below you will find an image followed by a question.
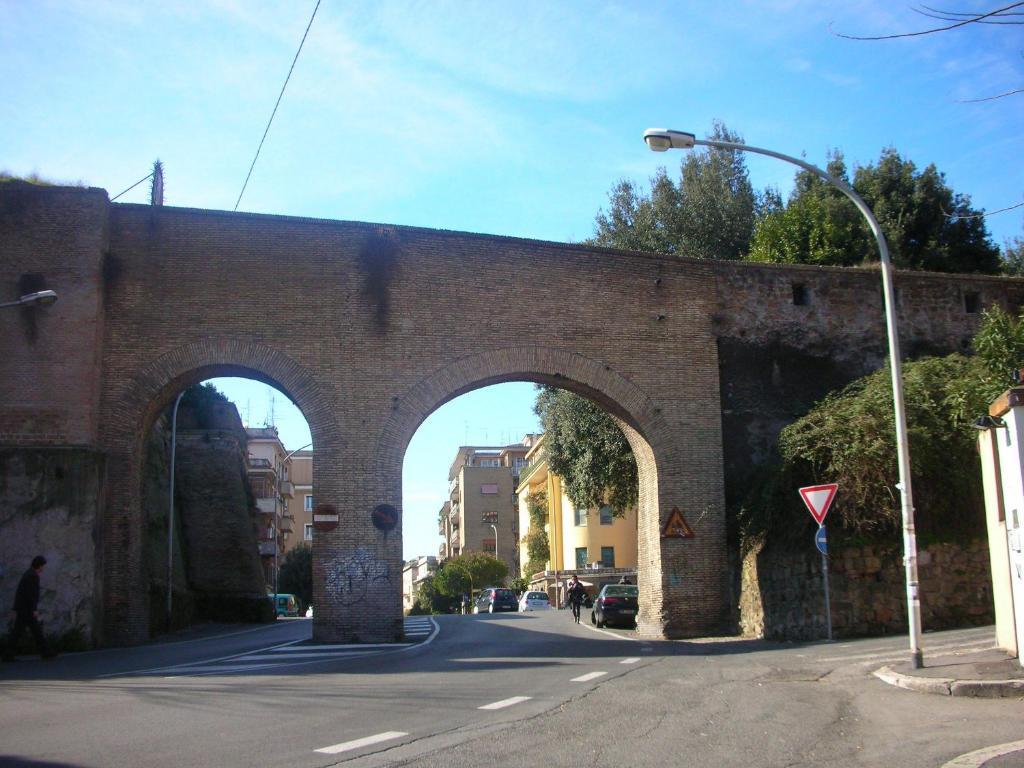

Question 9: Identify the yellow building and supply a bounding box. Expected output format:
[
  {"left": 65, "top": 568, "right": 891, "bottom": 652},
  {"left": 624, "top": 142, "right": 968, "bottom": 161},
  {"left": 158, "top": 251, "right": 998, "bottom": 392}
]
[{"left": 516, "top": 434, "right": 637, "bottom": 586}]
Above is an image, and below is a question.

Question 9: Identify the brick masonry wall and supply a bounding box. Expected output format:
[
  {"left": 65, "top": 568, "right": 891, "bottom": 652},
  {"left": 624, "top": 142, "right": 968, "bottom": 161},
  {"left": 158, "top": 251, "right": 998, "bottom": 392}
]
[
  {"left": 739, "top": 538, "right": 994, "bottom": 640},
  {"left": 3, "top": 185, "right": 1022, "bottom": 644},
  {"left": 0, "top": 447, "right": 104, "bottom": 644}
]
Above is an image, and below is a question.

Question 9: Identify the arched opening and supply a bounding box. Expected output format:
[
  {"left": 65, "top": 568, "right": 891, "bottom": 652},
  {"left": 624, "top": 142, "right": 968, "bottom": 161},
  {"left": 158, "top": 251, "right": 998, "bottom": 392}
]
[
  {"left": 136, "top": 373, "right": 315, "bottom": 636},
  {"left": 98, "top": 340, "right": 338, "bottom": 646},
  {"left": 377, "top": 347, "right": 677, "bottom": 638},
  {"left": 402, "top": 381, "right": 645, "bottom": 621}
]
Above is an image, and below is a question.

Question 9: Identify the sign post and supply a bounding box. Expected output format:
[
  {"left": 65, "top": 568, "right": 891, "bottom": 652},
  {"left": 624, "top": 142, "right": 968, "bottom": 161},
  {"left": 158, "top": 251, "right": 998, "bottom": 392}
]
[{"left": 799, "top": 483, "right": 838, "bottom": 641}]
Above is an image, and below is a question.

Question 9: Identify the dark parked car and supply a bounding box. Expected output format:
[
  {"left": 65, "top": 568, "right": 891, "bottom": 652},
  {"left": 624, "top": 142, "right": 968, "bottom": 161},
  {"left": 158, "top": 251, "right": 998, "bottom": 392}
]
[
  {"left": 591, "top": 584, "right": 639, "bottom": 628},
  {"left": 474, "top": 587, "right": 518, "bottom": 614}
]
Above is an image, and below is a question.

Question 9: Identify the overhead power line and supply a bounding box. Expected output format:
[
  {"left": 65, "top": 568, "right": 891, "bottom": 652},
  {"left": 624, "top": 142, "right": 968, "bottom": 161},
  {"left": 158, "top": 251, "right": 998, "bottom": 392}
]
[{"left": 234, "top": 0, "right": 322, "bottom": 211}]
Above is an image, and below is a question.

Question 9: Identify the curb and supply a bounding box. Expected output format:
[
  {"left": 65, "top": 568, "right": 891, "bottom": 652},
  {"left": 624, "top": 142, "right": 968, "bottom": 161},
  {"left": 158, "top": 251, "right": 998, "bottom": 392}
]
[{"left": 874, "top": 666, "right": 1024, "bottom": 698}]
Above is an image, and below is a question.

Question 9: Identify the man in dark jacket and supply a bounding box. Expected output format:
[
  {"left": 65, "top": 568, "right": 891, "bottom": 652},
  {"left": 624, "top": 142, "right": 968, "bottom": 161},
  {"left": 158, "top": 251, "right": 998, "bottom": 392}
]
[{"left": 3, "top": 555, "right": 55, "bottom": 661}]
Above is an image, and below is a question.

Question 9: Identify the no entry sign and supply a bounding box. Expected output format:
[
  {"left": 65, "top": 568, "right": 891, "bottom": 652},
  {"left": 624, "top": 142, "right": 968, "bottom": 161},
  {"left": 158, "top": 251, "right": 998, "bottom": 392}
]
[
  {"left": 799, "top": 483, "right": 838, "bottom": 526},
  {"left": 312, "top": 503, "right": 339, "bottom": 533}
]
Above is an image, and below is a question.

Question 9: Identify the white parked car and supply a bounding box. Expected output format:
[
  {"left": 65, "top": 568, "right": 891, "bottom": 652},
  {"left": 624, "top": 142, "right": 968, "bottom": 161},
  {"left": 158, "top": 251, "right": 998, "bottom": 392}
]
[{"left": 518, "top": 591, "right": 552, "bottom": 612}]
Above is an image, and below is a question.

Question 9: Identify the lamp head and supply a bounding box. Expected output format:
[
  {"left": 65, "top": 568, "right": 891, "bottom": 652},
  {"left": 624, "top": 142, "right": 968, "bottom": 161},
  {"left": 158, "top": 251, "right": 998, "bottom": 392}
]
[
  {"left": 19, "top": 289, "right": 58, "bottom": 307},
  {"left": 643, "top": 128, "right": 696, "bottom": 152},
  {"left": 972, "top": 415, "right": 1006, "bottom": 430}
]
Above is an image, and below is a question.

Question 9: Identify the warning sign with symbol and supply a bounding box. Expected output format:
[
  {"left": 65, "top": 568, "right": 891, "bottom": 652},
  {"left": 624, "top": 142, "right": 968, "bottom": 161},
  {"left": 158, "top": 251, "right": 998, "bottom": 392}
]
[
  {"left": 660, "top": 507, "right": 695, "bottom": 539},
  {"left": 799, "top": 483, "right": 838, "bottom": 526}
]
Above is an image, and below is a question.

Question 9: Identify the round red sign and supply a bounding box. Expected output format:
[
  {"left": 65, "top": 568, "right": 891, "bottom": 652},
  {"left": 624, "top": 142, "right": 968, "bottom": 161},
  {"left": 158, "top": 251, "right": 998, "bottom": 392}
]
[{"left": 312, "top": 503, "right": 339, "bottom": 533}]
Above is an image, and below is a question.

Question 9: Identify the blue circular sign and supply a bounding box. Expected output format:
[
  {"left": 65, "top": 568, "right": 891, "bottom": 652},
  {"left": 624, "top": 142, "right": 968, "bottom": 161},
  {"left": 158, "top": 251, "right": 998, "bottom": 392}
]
[{"left": 815, "top": 526, "right": 828, "bottom": 556}]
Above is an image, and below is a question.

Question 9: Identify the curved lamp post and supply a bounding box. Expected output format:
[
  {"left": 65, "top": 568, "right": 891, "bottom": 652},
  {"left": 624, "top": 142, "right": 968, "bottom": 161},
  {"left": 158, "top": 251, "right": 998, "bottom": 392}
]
[
  {"left": 643, "top": 128, "right": 923, "bottom": 668},
  {"left": 0, "top": 289, "right": 58, "bottom": 309}
]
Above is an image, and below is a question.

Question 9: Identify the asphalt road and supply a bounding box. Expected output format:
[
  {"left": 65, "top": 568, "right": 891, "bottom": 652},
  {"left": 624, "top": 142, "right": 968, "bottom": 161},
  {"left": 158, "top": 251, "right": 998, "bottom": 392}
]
[{"left": 0, "top": 611, "right": 1021, "bottom": 768}]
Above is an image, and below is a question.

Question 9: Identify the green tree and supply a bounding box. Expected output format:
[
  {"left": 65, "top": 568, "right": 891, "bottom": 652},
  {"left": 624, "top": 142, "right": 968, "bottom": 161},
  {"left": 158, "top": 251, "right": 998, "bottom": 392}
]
[
  {"left": 591, "top": 121, "right": 761, "bottom": 260},
  {"left": 1002, "top": 234, "right": 1024, "bottom": 276},
  {"left": 750, "top": 148, "right": 1001, "bottom": 273},
  {"left": 411, "top": 575, "right": 453, "bottom": 615},
  {"left": 433, "top": 552, "right": 508, "bottom": 600},
  {"left": 521, "top": 489, "right": 550, "bottom": 577},
  {"left": 278, "top": 544, "right": 312, "bottom": 610},
  {"left": 534, "top": 387, "right": 637, "bottom": 514},
  {"left": 971, "top": 305, "right": 1024, "bottom": 398}
]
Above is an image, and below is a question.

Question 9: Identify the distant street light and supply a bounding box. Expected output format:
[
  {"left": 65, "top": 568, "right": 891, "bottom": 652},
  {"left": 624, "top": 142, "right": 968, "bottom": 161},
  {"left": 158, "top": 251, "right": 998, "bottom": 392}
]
[
  {"left": 489, "top": 523, "right": 499, "bottom": 565},
  {"left": 0, "top": 289, "right": 58, "bottom": 309},
  {"left": 643, "top": 128, "right": 924, "bottom": 669}
]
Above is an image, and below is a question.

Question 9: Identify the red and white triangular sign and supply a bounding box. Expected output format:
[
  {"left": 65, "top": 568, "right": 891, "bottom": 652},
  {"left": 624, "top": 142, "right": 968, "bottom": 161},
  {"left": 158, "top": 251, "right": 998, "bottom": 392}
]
[{"left": 799, "top": 483, "right": 838, "bottom": 525}]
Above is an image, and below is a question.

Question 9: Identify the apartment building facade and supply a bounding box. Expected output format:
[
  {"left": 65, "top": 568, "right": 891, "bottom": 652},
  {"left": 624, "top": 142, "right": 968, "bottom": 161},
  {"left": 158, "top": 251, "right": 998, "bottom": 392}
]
[
  {"left": 285, "top": 449, "right": 313, "bottom": 557},
  {"left": 516, "top": 434, "right": 637, "bottom": 584},
  {"left": 439, "top": 440, "right": 533, "bottom": 575},
  {"left": 402, "top": 555, "right": 438, "bottom": 612},
  {"left": 245, "top": 427, "right": 295, "bottom": 588}
]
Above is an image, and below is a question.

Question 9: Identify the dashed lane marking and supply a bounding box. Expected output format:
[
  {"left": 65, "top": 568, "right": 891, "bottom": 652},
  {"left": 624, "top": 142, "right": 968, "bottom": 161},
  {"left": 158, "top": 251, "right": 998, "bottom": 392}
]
[
  {"left": 571, "top": 671, "right": 607, "bottom": 682},
  {"left": 478, "top": 696, "right": 532, "bottom": 710},
  {"left": 621, "top": 657, "right": 641, "bottom": 664},
  {"left": 314, "top": 731, "right": 409, "bottom": 755}
]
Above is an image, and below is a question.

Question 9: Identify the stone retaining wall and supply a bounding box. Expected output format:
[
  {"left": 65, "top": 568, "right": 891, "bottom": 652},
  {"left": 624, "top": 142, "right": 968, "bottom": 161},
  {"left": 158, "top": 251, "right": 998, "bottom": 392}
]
[{"left": 740, "top": 538, "right": 993, "bottom": 640}]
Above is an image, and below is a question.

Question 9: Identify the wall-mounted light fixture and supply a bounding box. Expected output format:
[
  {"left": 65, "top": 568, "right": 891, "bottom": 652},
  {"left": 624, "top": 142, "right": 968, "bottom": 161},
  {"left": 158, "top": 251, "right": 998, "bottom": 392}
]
[
  {"left": 972, "top": 415, "right": 1007, "bottom": 430},
  {"left": 0, "top": 289, "right": 58, "bottom": 309}
]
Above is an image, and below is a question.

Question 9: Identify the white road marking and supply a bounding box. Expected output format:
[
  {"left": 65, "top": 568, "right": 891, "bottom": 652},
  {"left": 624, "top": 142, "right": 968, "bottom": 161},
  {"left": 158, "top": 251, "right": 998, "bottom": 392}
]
[
  {"left": 314, "top": 731, "right": 409, "bottom": 755},
  {"left": 621, "top": 657, "right": 641, "bottom": 664},
  {"left": 274, "top": 643, "right": 411, "bottom": 651},
  {"left": 236, "top": 651, "right": 385, "bottom": 660},
  {"left": 941, "top": 739, "right": 1024, "bottom": 767},
  {"left": 478, "top": 696, "right": 532, "bottom": 710},
  {"left": 571, "top": 671, "right": 607, "bottom": 682}
]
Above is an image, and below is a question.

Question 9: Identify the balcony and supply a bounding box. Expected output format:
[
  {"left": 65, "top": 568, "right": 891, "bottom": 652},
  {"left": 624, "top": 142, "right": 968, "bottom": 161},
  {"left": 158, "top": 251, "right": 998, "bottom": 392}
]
[
  {"left": 449, "top": 477, "right": 460, "bottom": 499},
  {"left": 255, "top": 497, "right": 277, "bottom": 515},
  {"left": 279, "top": 517, "right": 294, "bottom": 533},
  {"left": 279, "top": 480, "right": 294, "bottom": 498},
  {"left": 257, "top": 541, "right": 277, "bottom": 556}
]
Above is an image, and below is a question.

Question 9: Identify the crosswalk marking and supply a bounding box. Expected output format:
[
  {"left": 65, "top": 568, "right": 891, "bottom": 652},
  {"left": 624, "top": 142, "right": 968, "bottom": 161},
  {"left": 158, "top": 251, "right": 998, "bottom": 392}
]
[{"left": 119, "top": 617, "right": 437, "bottom": 677}]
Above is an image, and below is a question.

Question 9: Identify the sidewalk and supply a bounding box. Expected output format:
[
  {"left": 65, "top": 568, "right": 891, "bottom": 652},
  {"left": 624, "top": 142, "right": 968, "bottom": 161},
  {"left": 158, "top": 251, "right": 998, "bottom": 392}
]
[{"left": 874, "top": 648, "right": 1024, "bottom": 698}]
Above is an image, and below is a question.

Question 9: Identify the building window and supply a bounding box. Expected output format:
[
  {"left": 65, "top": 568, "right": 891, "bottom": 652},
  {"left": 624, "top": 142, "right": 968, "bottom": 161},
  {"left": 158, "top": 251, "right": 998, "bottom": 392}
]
[
  {"left": 575, "top": 547, "right": 588, "bottom": 569},
  {"left": 792, "top": 283, "right": 809, "bottom": 306},
  {"left": 480, "top": 458, "right": 500, "bottom": 467},
  {"left": 304, "top": 523, "right": 313, "bottom": 541},
  {"left": 481, "top": 483, "right": 499, "bottom": 495},
  {"left": 483, "top": 538, "right": 496, "bottom": 554},
  {"left": 304, "top": 494, "right": 313, "bottom": 511},
  {"left": 481, "top": 511, "right": 497, "bottom": 524},
  {"left": 575, "top": 507, "right": 587, "bottom": 526},
  {"left": 601, "top": 546, "right": 615, "bottom": 568},
  {"left": 964, "top": 291, "right": 980, "bottom": 314},
  {"left": 599, "top": 505, "right": 614, "bottom": 525}
]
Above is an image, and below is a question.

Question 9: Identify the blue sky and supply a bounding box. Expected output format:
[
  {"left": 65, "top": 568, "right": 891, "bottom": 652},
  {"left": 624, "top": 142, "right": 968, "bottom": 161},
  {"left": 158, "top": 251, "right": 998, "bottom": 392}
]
[{"left": 4, "top": 1, "right": 1023, "bottom": 557}]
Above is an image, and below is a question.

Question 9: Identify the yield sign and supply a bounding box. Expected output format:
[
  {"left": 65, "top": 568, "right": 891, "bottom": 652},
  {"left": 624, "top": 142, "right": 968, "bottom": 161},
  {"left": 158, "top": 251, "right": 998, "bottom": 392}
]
[{"left": 799, "top": 483, "right": 838, "bottom": 525}]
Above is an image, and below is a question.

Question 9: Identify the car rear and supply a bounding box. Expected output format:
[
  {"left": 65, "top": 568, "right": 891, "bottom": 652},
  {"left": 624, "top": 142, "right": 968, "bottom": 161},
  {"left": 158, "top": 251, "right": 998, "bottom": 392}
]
[
  {"left": 519, "top": 591, "right": 551, "bottom": 611},
  {"left": 600, "top": 586, "right": 639, "bottom": 626}
]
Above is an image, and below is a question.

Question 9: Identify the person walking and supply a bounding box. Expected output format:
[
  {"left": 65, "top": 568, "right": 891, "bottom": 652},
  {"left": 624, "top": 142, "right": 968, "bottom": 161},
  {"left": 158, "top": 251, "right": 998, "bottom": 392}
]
[
  {"left": 3, "top": 555, "right": 55, "bottom": 661},
  {"left": 566, "top": 574, "right": 587, "bottom": 624}
]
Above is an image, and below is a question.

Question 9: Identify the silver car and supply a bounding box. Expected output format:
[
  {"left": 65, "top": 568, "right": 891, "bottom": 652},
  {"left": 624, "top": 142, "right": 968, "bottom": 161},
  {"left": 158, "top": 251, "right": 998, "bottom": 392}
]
[{"left": 518, "top": 591, "right": 551, "bottom": 612}]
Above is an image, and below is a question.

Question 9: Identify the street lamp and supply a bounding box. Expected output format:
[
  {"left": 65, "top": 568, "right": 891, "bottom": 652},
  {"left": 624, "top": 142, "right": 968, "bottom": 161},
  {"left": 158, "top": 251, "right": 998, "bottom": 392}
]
[
  {"left": 0, "top": 289, "right": 58, "bottom": 309},
  {"left": 643, "top": 128, "right": 924, "bottom": 668},
  {"left": 489, "top": 523, "right": 499, "bottom": 565}
]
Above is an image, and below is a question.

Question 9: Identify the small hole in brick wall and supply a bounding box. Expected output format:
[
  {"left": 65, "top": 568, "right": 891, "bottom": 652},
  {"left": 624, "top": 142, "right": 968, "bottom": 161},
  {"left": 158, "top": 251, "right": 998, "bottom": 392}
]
[
  {"left": 791, "top": 283, "right": 809, "bottom": 306},
  {"left": 964, "top": 291, "right": 980, "bottom": 314}
]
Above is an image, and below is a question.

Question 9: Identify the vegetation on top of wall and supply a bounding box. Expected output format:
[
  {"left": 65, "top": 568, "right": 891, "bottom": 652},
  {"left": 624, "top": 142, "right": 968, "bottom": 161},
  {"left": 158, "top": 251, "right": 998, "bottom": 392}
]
[{"left": 739, "top": 306, "right": 1024, "bottom": 552}]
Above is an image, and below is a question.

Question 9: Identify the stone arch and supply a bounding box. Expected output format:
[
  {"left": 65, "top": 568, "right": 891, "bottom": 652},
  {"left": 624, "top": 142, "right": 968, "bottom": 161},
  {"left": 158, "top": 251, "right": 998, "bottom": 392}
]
[
  {"left": 97, "top": 338, "right": 340, "bottom": 645},
  {"left": 369, "top": 346, "right": 682, "bottom": 636}
]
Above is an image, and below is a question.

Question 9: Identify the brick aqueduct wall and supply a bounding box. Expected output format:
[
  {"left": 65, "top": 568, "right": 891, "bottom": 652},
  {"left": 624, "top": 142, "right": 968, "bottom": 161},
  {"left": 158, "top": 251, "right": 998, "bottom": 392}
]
[{"left": 1, "top": 183, "right": 1021, "bottom": 646}]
